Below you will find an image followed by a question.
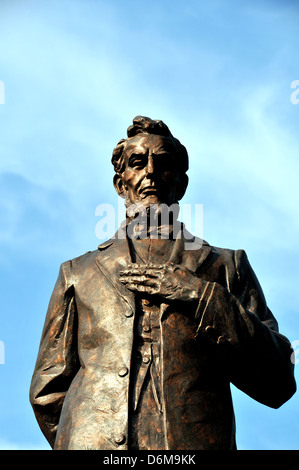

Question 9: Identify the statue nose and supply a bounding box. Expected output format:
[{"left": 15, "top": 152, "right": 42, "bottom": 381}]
[{"left": 146, "top": 155, "right": 155, "bottom": 175}]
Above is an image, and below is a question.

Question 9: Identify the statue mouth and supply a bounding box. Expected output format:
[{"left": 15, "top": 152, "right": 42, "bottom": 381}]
[{"left": 140, "top": 187, "right": 159, "bottom": 198}]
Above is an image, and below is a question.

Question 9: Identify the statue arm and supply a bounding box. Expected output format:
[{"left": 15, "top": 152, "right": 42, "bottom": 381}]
[
  {"left": 29, "top": 261, "right": 80, "bottom": 448},
  {"left": 196, "top": 249, "right": 296, "bottom": 408}
]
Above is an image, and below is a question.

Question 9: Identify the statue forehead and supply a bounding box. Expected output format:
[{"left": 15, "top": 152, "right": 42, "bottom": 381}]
[{"left": 123, "top": 133, "right": 176, "bottom": 154}]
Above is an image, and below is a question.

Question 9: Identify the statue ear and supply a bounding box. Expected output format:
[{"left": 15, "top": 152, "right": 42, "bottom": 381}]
[
  {"left": 113, "top": 174, "right": 127, "bottom": 198},
  {"left": 177, "top": 173, "right": 189, "bottom": 201}
]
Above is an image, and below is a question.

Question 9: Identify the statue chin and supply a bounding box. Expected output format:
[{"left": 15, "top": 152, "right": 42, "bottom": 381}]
[
  {"left": 126, "top": 195, "right": 178, "bottom": 210},
  {"left": 140, "top": 195, "right": 162, "bottom": 208},
  {"left": 125, "top": 196, "right": 160, "bottom": 211}
]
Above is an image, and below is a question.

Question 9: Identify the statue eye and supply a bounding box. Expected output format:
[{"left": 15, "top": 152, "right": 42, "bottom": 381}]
[
  {"left": 155, "top": 153, "right": 173, "bottom": 170},
  {"left": 129, "top": 155, "right": 146, "bottom": 168}
]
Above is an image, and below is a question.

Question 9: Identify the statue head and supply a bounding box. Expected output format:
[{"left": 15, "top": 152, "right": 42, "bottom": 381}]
[{"left": 111, "top": 116, "right": 189, "bottom": 209}]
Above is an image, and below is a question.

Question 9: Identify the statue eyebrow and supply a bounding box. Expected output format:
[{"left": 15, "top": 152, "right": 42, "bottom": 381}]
[
  {"left": 128, "top": 153, "right": 147, "bottom": 165},
  {"left": 153, "top": 150, "right": 172, "bottom": 156}
]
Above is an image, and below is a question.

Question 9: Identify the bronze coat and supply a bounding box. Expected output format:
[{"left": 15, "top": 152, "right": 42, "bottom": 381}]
[{"left": 30, "top": 233, "right": 296, "bottom": 450}]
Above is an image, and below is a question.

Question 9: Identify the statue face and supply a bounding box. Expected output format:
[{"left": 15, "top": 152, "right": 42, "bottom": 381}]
[{"left": 118, "top": 134, "right": 184, "bottom": 208}]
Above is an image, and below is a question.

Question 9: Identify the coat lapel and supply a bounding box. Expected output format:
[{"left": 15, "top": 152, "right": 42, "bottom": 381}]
[
  {"left": 96, "top": 236, "right": 136, "bottom": 314},
  {"left": 168, "top": 224, "right": 212, "bottom": 272}
]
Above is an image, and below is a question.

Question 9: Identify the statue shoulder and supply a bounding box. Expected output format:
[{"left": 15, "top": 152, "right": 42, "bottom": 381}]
[
  {"left": 202, "top": 244, "right": 251, "bottom": 277},
  {"left": 209, "top": 244, "right": 247, "bottom": 262}
]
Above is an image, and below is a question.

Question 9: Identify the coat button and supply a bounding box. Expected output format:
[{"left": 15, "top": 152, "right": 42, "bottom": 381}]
[
  {"left": 142, "top": 356, "right": 150, "bottom": 364},
  {"left": 125, "top": 310, "right": 133, "bottom": 317},
  {"left": 205, "top": 325, "right": 218, "bottom": 341},
  {"left": 217, "top": 335, "right": 230, "bottom": 344},
  {"left": 114, "top": 433, "right": 126, "bottom": 445},
  {"left": 118, "top": 367, "right": 129, "bottom": 377}
]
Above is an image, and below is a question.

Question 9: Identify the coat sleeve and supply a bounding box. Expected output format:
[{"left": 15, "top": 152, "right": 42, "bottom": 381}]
[
  {"left": 196, "top": 249, "right": 296, "bottom": 409},
  {"left": 29, "top": 261, "right": 80, "bottom": 448}
]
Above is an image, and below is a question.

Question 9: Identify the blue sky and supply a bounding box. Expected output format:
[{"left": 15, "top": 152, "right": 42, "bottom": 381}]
[{"left": 0, "top": 0, "right": 298, "bottom": 450}]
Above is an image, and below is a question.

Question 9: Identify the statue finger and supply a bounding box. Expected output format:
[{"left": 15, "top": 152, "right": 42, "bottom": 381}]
[
  {"left": 145, "top": 264, "right": 166, "bottom": 270},
  {"left": 120, "top": 266, "right": 149, "bottom": 276},
  {"left": 142, "top": 268, "right": 164, "bottom": 278},
  {"left": 120, "top": 269, "right": 158, "bottom": 278},
  {"left": 120, "top": 275, "right": 153, "bottom": 284},
  {"left": 125, "top": 283, "right": 152, "bottom": 293}
]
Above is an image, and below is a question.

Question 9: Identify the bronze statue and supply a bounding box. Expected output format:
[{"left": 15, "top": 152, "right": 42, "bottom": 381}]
[{"left": 30, "top": 116, "right": 296, "bottom": 450}]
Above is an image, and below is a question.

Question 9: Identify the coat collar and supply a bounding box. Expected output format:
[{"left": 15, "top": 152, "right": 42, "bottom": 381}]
[
  {"left": 97, "top": 222, "right": 210, "bottom": 257},
  {"left": 95, "top": 223, "right": 212, "bottom": 316}
]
